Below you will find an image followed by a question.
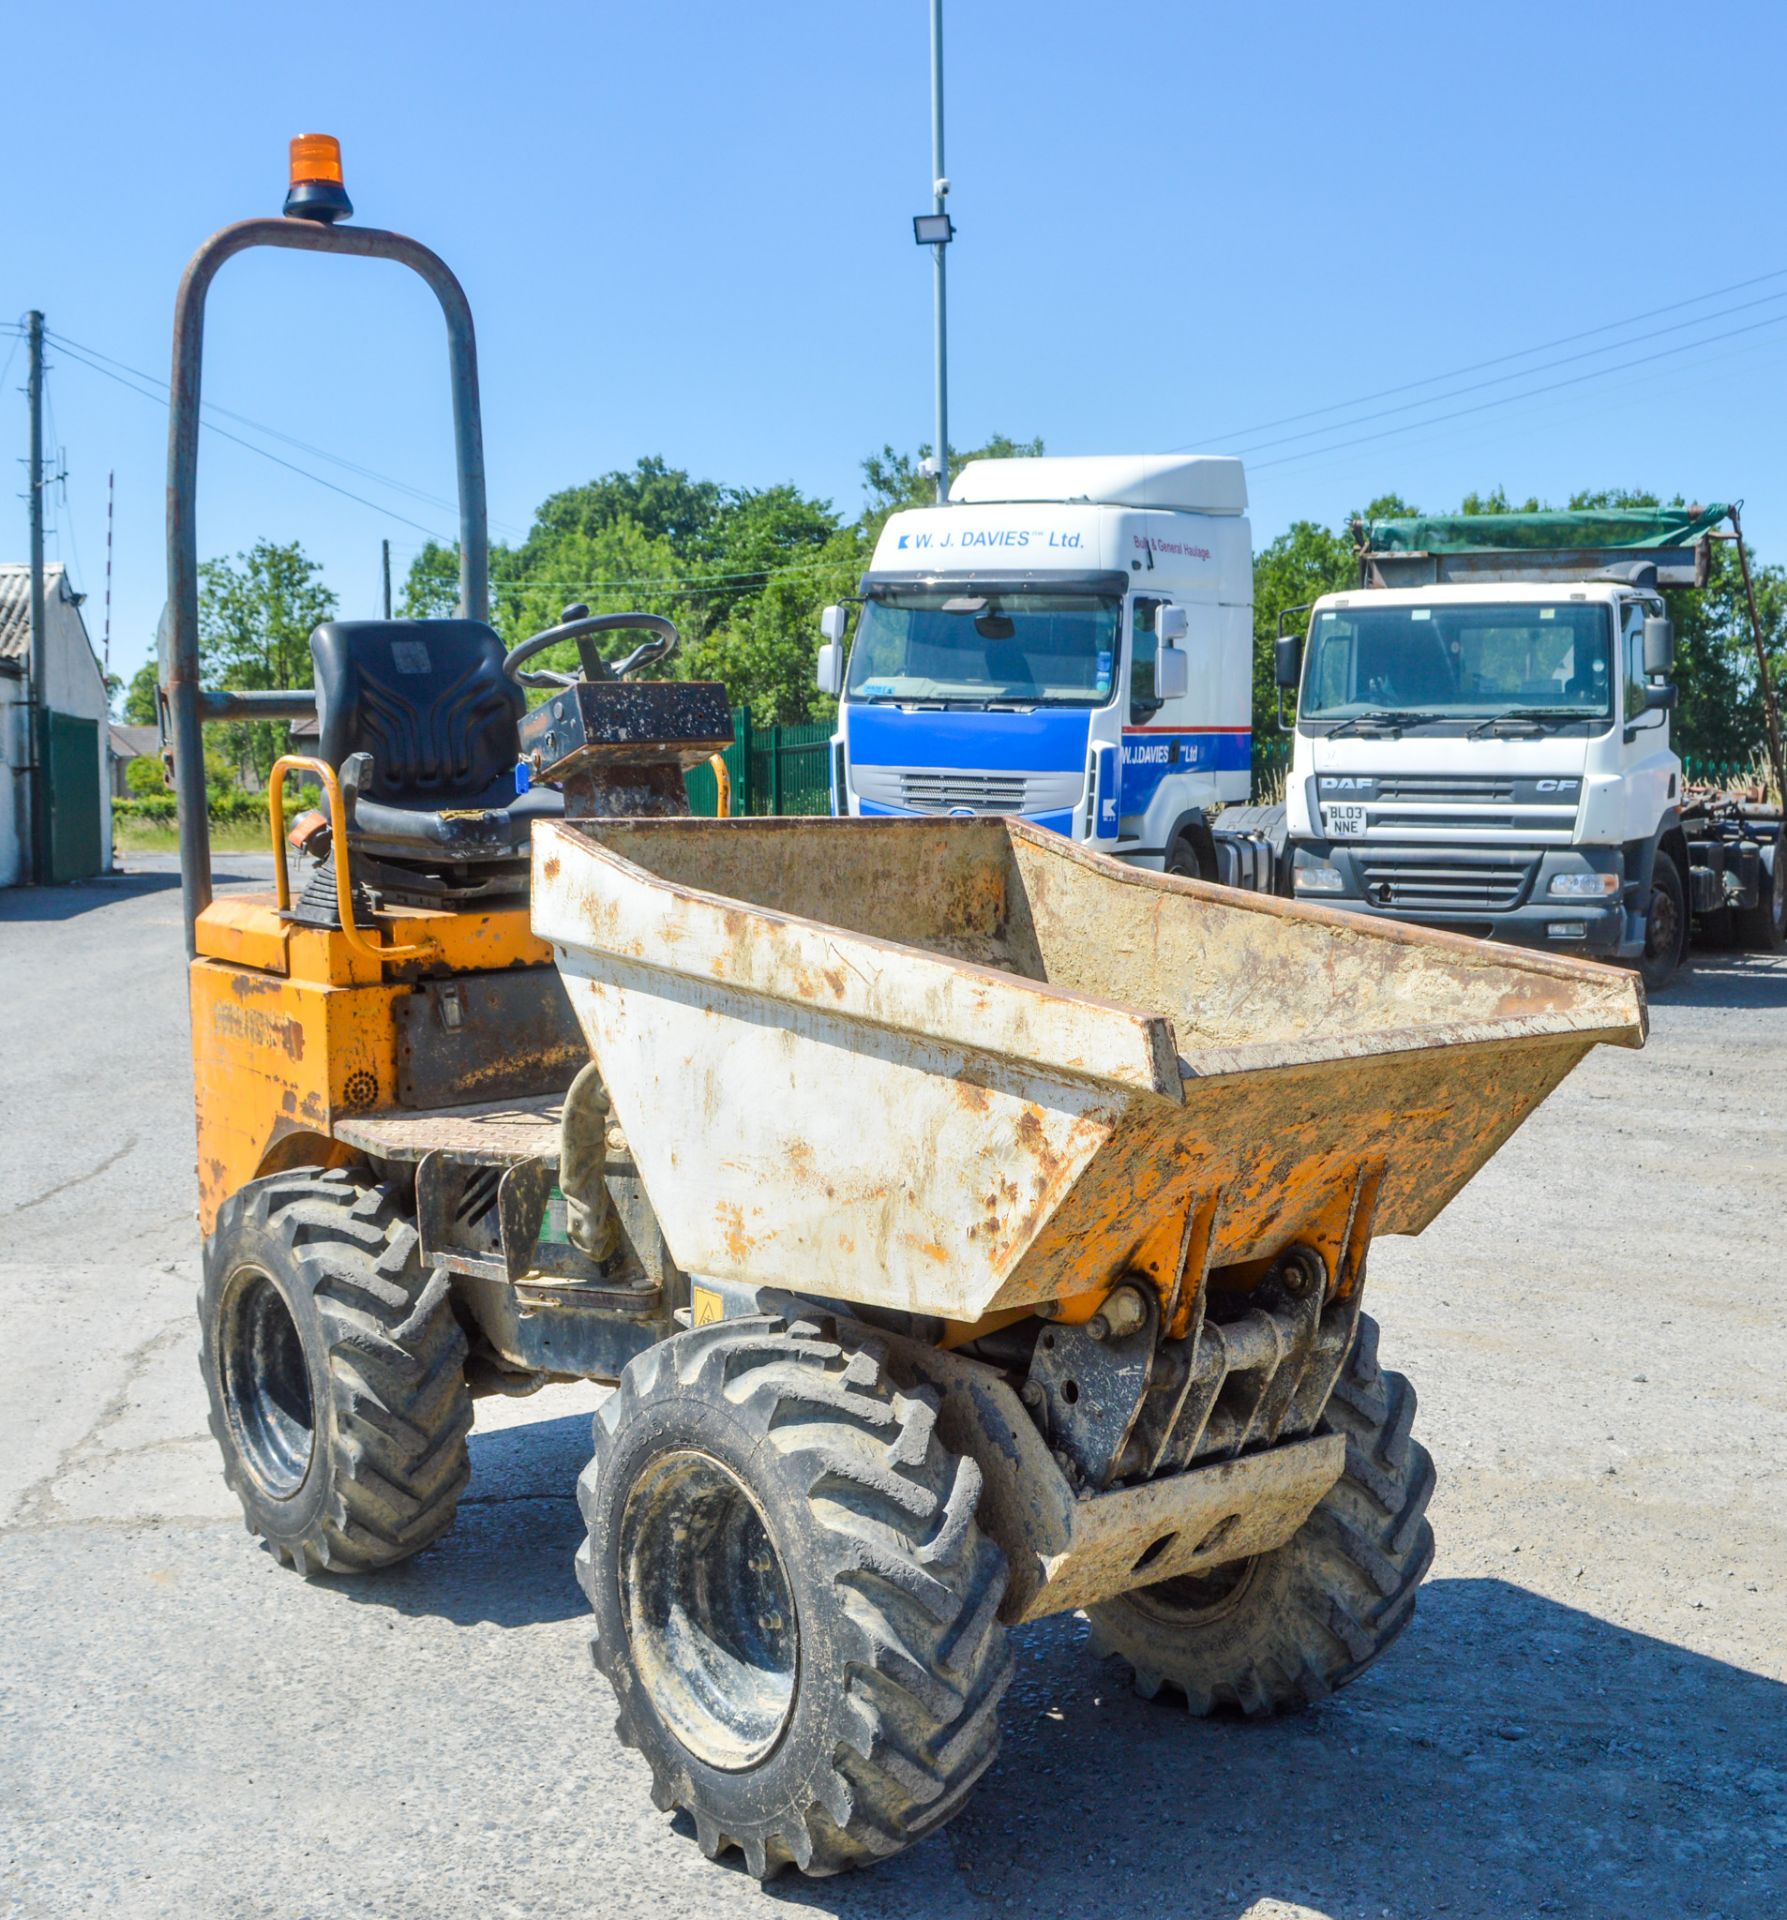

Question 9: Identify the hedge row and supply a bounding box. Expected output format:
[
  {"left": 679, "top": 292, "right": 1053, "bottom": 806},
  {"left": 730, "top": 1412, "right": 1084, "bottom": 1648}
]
[{"left": 112, "top": 791, "right": 274, "bottom": 826}]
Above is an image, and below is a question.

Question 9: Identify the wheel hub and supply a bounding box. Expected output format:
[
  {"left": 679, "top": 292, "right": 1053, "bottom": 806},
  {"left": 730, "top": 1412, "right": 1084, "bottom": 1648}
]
[
  {"left": 619, "top": 1448, "right": 797, "bottom": 1771},
  {"left": 219, "top": 1266, "right": 315, "bottom": 1499},
  {"left": 1647, "top": 881, "right": 1680, "bottom": 962},
  {"left": 1129, "top": 1554, "right": 1260, "bottom": 1627}
]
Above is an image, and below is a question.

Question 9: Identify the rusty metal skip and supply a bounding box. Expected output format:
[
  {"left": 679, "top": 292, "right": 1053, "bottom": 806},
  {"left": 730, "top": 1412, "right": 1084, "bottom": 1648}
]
[{"left": 531, "top": 813, "right": 1643, "bottom": 1627}]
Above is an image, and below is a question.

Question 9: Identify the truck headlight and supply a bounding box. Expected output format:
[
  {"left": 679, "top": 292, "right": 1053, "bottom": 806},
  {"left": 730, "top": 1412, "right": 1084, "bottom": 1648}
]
[
  {"left": 1294, "top": 858, "right": 1345, "bottom": 894},
  {"left": 1547, "top": 872, "right": 1619, "bottom": 898}
]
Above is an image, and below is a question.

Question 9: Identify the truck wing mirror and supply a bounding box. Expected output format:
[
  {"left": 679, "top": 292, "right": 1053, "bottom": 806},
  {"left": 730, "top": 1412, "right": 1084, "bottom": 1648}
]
[
  {"left": 1642, "top": 614, "right": 1674, "bottom": 678},
  {"left": 1643, "top": 682, "right": 1678, "bottom": 714},
  {"left": 1158, "top": 606, "right": 1189, "bottom": 645},
  {"left": 819, "top": 604, "right": 848, "bottom": 645},
  {"left": 1274, "top": 634, "right": 1303, "bottom": 690},
  {"left": 1154, "top": 644, "right": 1189, "bottom": 702},
  {"left": 816, "top": 642, "right": 843, "bottom": 698}
]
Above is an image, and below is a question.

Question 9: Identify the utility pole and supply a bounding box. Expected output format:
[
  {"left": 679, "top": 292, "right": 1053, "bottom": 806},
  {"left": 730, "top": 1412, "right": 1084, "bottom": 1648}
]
[
  {"left": 104, "top": 469, "right": 115, "bottom": 687},
  {"left": 928, "top": 0, "right": 949, "bottom": 504},
  {"left": 24, "top": 311, "right": 46, "bottom": 884},
  {"left": 382, "top": 537, "right": 392, "bottom": 619}
]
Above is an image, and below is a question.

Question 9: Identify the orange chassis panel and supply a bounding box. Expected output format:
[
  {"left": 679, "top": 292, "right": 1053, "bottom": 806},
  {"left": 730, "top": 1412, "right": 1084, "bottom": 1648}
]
[{"left": 190, "top": 892, "right": 547, "bottom": 1234}]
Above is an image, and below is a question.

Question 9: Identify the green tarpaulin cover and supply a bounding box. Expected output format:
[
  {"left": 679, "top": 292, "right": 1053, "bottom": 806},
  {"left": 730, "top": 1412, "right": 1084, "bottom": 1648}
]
[{"left": 1363, "top": 506, "right": 1728, "bottom": 554}]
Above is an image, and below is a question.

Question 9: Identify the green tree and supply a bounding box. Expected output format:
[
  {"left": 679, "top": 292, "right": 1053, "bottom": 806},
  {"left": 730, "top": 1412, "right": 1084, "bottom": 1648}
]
[
  {"left": 123, "top": 752, "right": 168, "bottom": 796},
  {"left": 860, "top": 434, "right": 1044, "bottom": 531},
  {"left": 1248, "top": 520, "right": 1357, "bottom": 726},
  {"left": 123, "top": 659, "right": 160, "bottom": 726},
  {"left": 399, "top": 540, "right": 461, "bottom": 618},
  {"left": 1458, "top": 486, "right": 1542, "bottom": 515},
  {"left": 694, "top": 435, "right": 1044, "bottom": 725},
  {"left": 199, "top": 539, "right": 337, "bottom": 782},
  {"left": 526, "top": 456, "right": 724, "bottom": 555}
]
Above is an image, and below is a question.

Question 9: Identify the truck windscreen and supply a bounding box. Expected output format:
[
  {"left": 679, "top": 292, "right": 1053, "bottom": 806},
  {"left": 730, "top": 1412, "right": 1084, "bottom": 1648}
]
[
  {"left": 846, "top": 589, "right": 1120, "bottom": 707},
  {"left": 1303, "top": 602, "right": 1613, "bottom": 723}
]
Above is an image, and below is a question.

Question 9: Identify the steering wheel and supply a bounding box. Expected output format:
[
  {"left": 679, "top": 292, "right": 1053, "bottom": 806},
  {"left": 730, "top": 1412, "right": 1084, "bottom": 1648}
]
[{"left": 502, "top": 604, "right": 681, "bottom": 689}]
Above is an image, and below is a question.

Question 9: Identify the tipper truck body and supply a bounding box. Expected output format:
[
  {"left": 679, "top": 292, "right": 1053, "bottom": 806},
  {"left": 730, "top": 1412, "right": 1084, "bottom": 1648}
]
[{"left": 1278, "top": 510, "right": 1786, "bottom": 984}]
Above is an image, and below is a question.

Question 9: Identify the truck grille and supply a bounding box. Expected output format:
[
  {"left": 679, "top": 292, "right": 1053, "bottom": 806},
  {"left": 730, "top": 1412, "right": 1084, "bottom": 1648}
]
[
  {"left": 1356, "top": 854, "right": 1537, "bottom": 913},
  {"left": 1375, "top": 774, "right": 1517, "bottom": 803},
  {"left": 900, "top": 770, "right": 1028, "bottom": 811},
  {"left": 853, "top": 766, "right": 1084, "bottom": 815}
]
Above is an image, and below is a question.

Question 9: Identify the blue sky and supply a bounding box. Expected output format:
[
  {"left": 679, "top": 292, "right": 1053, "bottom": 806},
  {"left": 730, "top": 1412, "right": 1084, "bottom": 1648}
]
[{"left": 8, "top": 0, "right": 1787, "bottom": 693}]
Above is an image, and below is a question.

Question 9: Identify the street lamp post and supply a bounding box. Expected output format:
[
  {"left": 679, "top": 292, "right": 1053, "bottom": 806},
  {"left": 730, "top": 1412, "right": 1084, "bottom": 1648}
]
[{"left": 912, "top": 0, "right": 953, "bottom": 505}]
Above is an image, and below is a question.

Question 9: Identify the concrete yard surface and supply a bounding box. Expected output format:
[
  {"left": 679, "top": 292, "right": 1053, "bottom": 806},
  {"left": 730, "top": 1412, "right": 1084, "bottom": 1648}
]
[{"left": 1, "top": 854, "right": 1783, "bottom": 1920}]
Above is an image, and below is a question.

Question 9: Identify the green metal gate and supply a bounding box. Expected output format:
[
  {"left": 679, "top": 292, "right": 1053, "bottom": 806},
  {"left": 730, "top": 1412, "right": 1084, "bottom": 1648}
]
[
  {"left": 686, "top": 709, "right": 834, "bottom": 817},
  {"left": 38, "top": 710, "right": 105, "bottom": 882}
]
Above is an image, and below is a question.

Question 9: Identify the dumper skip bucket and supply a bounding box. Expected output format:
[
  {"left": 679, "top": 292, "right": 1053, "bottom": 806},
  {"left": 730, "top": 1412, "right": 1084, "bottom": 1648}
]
[{"left": 531, "top": 817, "right": 1644, "bottom": 1327}]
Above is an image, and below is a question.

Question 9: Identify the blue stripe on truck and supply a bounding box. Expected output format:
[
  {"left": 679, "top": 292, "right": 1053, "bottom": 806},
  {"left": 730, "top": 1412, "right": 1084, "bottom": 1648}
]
[
  {"left": 845, "top": 703, "right": 1092, "bottom": 772},
  {"left": 1119, "top": 726, "right": 1250, "bottom": 811}
]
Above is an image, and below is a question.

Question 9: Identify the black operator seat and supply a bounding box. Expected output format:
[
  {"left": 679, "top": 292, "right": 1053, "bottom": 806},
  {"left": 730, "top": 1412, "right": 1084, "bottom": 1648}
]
[{"left": 309, "top": 619, "right": 562, "bottom": 861}]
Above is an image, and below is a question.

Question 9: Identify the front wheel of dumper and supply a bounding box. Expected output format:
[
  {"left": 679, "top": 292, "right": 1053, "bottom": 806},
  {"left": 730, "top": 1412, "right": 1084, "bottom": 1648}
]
[
  {"left": 575, "top": 1314, "right": 1013, "bottom": 1878},
  {"left": 1085, "top": 1314, "right": 1435, "bottom": 1716},
  {"left": 197, "top": 1169, "right": 472, "bottom": 1575}
]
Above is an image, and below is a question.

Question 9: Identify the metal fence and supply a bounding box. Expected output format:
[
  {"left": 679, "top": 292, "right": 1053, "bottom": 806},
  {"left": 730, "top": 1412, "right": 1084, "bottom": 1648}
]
[
  {"left": 686, "top": 713, "right": 1299, "bottom": 816},
  {"left": 686, "top": 711, "right": 832, "bottom": 817},
  {"left": 1251, "top": 734, "right": 1292, "bottom": 800},
  {"left": 1681, "top": 754, "right": 1768, "bottom": 791}
]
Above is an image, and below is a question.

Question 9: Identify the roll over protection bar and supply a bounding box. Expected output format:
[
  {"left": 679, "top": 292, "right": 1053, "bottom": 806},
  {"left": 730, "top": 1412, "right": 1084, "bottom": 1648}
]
[{"left": 164, "top": 214, "right": 489, "bottom": 955}]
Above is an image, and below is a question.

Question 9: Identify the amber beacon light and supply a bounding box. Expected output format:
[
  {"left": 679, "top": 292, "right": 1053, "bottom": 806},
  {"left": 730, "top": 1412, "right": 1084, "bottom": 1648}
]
[{"left": 284, "top": 133, "right": 353, "bottom": 224}]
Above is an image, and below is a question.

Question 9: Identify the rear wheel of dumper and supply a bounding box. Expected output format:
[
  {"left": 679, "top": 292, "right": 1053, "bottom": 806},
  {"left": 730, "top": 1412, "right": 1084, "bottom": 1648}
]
[
  {"left": 1636, "top": 851, "right": 1689, "bottom": 990},
  {"left": 575, "top": 1313, "right": 1012, "bottom": 1878},
  {"left": 1085, "top": 1314, "right": 1434, "bottom": 1715},
  {"left": 1733, "top": 834, "right": 1787, "bottom": 951},
  {"left": 198, "top": 1168, "right": 472, "bottom": 1575}
]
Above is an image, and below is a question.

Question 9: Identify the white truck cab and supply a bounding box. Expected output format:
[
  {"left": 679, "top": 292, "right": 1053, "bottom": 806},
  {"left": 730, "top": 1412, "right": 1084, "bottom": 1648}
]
[
  {"left": 1275, "top": 513, "right": 1781, "bottom": 987},
  {"left": 818, "top": 454, "right": 1271, "bottom": 886}
]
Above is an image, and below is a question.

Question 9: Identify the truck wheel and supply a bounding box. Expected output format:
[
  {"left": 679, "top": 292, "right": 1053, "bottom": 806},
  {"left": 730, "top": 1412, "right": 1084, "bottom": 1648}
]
[
  {"left": 1084, "top": 1314, "right": 1434, "bottom": 1715},
  {"left": 1166, "top": 832, "right": 1209, "bottom": 881},
  {"left": 575, "top": 1314, "right": 1012, "bottom": 1878},
  {"left": 198, "top": 1168, "right": 472, "bottom": 1575},
  {"left": 1733, "top": 836, "right": 1787, "bottom": 951},
  {"left": 1636, "top": 852, "right": 1688, "bottom": 990}
]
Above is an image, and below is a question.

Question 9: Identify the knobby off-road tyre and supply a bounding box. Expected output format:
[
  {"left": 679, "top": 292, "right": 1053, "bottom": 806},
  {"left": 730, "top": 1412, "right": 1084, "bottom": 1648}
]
[
  {"left": 1085, "top": 1314, "right": 1435, "bottom": 1716},
  {"left": 575, "top": 1314, "right": 1013, "bottom": 1878},
  {"left": 198, "top": 1168, "right": 472, "bottom": 1575},
  {"left": 1733, "top": 835, "right": 1787, "bottom": 952}
]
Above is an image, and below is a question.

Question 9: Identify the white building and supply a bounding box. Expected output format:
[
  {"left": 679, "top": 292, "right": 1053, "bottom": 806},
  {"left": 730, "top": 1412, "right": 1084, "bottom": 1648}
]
[{"left": 0, "top": 563, "right": 113, "bottom": 886}]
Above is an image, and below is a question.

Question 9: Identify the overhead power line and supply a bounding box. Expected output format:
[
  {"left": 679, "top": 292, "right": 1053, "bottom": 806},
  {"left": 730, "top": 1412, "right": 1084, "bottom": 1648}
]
[
  {"left": 1251, "top": 321, "right": 1787, "bottom": 489},
  {"left": 1175, "top": 262, "right": 1787, "bottom": 450},
  {"left": 46, "top": 337, "right": 455, "bottom": 542},
  {"left": 1227, "top": 286, "right": 1787, "bottom": 460},
  {"left": 1249, "top": 307, "right": 1787, "bottom": 473},
  {"left": 44, "top": 326, "right": 530, "bottom": 541},
  {"left": 48, "top": 328, "right": 472, "bottom": 519}
]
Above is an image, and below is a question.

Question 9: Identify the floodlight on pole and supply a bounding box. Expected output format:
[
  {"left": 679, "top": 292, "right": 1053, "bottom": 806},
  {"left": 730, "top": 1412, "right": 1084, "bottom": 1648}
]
[{"left": 912, "top": 213, "right": 955, "bottom": 246}]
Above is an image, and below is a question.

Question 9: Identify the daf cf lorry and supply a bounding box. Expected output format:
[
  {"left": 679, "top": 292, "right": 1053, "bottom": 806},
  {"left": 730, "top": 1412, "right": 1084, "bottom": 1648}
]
[
  {"left": 816, "top": 454, "right": 1277, "bottom": 891},
  {"left": 1275, "top": 509, "right": 1786, "bottom": 988}
]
